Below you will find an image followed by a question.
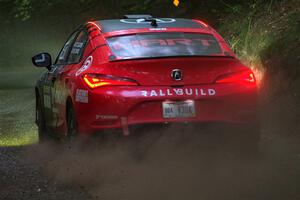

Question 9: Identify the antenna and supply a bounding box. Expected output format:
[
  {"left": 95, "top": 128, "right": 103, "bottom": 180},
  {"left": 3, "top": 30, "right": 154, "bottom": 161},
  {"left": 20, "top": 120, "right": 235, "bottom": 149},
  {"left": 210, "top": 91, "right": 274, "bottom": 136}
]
[{"left": 143, "top": 18, "right": 158, "bottom": 27}]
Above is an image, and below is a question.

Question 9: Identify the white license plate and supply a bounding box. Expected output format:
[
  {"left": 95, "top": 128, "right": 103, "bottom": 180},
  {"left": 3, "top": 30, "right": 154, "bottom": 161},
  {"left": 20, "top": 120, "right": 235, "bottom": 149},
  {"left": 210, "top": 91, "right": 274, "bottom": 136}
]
[{"left": 162, "top": 101, "right": 196, "bottom": 119}]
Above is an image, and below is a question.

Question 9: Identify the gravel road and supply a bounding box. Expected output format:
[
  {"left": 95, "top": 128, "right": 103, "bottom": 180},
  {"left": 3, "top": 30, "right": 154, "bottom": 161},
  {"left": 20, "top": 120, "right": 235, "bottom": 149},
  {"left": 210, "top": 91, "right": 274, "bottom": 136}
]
[
  {"left": 1, "top": 129, "right": 300, "bottom": 200},
  {"left": 0, "top": 147, "right": 92, "bottom": 200}
]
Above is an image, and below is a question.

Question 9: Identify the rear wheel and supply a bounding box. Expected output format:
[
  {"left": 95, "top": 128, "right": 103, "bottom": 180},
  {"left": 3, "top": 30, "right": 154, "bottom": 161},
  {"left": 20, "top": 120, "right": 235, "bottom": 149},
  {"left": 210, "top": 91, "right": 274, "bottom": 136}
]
[{"left": 66, "top": 102, "right": 78, "bottom": 140}]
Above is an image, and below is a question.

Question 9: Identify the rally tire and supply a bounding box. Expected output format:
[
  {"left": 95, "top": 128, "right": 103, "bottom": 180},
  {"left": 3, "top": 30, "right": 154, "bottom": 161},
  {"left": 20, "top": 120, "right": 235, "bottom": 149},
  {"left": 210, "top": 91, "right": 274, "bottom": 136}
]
[{"left": 66, "top": 102, "right": 78, "bottom": 140}]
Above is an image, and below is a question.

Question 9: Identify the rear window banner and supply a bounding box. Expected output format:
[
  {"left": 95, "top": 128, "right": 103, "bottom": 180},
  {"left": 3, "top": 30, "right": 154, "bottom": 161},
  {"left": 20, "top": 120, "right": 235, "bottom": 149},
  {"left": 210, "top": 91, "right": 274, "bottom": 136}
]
[{"left": 107, "top": 33, "right": 223, "bottom": 60}]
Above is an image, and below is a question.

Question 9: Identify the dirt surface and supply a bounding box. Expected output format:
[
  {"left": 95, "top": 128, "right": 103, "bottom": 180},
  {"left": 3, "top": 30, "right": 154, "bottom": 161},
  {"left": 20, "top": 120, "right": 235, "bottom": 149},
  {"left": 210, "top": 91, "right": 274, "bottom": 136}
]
[
  {"left": 0, "top": 147, "right": 92, "bottom": 200},
  {"left": 1, "top": 127, "right": 300, "bottom": 200},
  {"left": 0, "top": 85, "right": 300, "bottom": 200}
]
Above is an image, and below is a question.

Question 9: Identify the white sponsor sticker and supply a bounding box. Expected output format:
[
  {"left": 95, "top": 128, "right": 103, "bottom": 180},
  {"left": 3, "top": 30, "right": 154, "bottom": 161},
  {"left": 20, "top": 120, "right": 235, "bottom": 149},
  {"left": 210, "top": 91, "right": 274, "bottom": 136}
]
[
  {"left": 149, "top": 28, "right": 167, "bottom": 31},
  {"left": 120, "top": 18, "right": 176, "bottom": 24},
  {"left": 73, "top": 42, "right": 84, "bottom": 48},
  {"left": 71, "top": 48, "right": 80, "bottom": 55},
  {"left": 141, "top": 88, "right": 216, "bottom": 97},
  {"left": 54, "top": 84, "right": 65, "bottom": 105},
  {"left": 76, "top": 56, "right": 93, "bottom": 76},
  {"left": 75, "top": 89, "right": 88, "bottom": 103}
]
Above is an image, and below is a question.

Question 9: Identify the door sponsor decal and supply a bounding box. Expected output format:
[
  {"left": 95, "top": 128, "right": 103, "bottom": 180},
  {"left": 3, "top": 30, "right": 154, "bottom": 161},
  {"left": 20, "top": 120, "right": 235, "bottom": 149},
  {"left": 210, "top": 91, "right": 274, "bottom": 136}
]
[
  {"left": 54, "top": 83, "right": 65, "bottom": 105},
  {"left": 75, "top": 89, "right": 88, "bottom": 103},
  {"left": 76, "top": 56, "right": 93, "bottom": 76},
  {"left": 141, "top": 88, "right": 216, "bottom": 97},
  {"left": 43, "top": 94, "right": 51, "bottom": 108},
  {"left": 43, "top": 85, "right": 51, "bottom": 94}
]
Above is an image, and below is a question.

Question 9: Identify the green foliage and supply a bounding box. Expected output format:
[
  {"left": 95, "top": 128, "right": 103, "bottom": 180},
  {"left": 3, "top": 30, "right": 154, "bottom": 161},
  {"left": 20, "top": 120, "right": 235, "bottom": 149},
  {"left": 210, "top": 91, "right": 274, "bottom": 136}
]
[
  {"left": 218, "top": 0, "right": 299, "bottom": 70},
  {"left": 13, "top": 0, "right": 32, "bottom": 21}
]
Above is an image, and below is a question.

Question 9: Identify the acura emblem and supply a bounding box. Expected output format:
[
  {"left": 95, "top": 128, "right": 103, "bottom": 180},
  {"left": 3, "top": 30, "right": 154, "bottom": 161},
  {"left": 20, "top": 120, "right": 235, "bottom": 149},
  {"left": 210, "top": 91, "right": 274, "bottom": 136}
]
[{"left": 171, "top": 69, "right": 183, "bottom": 81}]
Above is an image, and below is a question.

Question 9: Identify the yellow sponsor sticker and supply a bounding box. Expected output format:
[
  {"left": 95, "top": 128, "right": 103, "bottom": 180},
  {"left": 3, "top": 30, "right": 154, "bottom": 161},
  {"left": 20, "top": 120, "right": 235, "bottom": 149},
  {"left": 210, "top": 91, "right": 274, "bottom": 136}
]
[{"left": 173, "top": 0, "right": 180, "bottom": 7}]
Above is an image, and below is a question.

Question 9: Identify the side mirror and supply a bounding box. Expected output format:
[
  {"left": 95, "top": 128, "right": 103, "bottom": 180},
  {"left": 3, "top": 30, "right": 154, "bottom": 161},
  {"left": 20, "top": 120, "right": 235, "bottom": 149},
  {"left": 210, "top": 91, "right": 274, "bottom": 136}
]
[{"left": 32, "top": 53, "right": 52, "bottom": 70}]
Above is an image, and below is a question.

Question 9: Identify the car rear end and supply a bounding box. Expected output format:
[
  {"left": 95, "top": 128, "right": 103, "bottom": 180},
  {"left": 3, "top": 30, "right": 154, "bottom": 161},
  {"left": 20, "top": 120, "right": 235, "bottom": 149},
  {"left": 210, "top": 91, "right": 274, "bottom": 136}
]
[
  {"left": 78, "top": 59, "right": 258, "bottom": 135},
  {"left": 74, "top": 18, "right": 258, "bottom": 137}
]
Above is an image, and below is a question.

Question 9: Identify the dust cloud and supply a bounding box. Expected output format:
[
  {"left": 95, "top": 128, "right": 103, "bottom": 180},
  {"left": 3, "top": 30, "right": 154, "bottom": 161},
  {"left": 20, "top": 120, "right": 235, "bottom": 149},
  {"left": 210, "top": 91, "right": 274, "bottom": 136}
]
[
  {"left": 24, "top": 115, "right": 300, "bottom": 200},
  {"left": 21, "top": 70, "right": 300, "bottom": 200}
]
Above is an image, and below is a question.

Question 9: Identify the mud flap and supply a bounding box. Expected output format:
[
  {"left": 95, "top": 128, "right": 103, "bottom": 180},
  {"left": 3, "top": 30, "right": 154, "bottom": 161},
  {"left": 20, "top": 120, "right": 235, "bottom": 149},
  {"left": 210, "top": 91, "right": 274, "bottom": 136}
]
[{"left": 121, "top": 117, "right": 130, "bottom": 136}]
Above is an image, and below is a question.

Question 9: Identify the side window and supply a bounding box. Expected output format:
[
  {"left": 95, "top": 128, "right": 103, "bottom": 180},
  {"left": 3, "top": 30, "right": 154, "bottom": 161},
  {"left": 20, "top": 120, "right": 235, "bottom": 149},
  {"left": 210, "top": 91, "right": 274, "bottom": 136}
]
[
  {"left": 56, "top": 31, "right": 78, "bottom": 65},
  {"left": 68, "top": 31, "right": 88, "bottom": 64}
]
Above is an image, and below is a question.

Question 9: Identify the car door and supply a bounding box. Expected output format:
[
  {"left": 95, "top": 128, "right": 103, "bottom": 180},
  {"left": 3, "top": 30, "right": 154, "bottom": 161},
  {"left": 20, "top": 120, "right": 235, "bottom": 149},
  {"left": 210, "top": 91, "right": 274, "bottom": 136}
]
[
  {"left": 52, "top": 29, "right": 89, "bottom": 132},
  {"left": 42, "top": 30, "right": 79, "bottom": 129}
]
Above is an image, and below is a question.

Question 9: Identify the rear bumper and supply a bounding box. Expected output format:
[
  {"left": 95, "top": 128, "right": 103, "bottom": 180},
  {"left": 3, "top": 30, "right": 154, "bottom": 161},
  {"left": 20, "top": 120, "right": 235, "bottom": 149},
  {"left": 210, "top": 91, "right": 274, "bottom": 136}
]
[{"left": 74, "top": 83, "right": 258, "bottom": 134}]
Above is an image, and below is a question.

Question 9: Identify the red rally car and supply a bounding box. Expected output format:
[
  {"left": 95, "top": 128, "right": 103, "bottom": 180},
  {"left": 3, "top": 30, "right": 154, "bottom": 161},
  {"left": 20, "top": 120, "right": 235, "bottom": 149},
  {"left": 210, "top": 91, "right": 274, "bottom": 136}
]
[{"left": 32, "top": 15, "right": 259, "bottom": 143}]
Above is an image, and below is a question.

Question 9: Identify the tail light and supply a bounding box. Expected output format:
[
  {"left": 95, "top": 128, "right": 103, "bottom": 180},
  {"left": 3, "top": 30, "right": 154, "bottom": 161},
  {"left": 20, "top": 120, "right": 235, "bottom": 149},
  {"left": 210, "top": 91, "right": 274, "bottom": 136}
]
[
  {"left": 83, "top": 74, "right": 138, "bottom": 89},
  {"left": 215, "top": 70, "right": 256, "bottom": 84}
]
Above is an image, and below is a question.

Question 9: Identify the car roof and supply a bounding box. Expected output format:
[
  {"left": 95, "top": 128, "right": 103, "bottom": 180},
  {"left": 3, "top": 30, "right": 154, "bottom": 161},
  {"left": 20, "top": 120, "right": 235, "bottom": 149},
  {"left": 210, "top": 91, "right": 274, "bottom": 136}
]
[{"left": 95, "top": 18, "right": 205, "bottom": 33}]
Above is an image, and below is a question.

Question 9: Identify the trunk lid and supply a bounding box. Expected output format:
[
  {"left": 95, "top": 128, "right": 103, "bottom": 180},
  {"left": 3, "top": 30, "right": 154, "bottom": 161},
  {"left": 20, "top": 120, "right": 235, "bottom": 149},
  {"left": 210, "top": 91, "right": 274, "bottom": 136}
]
[{"left": 108, "top": 57, "right": 246, "bottom": 86}]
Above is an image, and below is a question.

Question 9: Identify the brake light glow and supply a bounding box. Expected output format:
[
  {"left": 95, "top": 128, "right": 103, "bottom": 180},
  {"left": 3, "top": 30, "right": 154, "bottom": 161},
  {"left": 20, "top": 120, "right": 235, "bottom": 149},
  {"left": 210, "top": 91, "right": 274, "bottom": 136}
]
[
  {"left": 215, "top": 70, "right": 256, "bottom": 84},
  {"left": 87, "top": 21, "right": 102, "bottom": 32},
  {"left": 192, "top": 19, "right": 209, "bottom": 28},
  {"left": 83, "top": 74, "right": 138, "bottom": 89}
]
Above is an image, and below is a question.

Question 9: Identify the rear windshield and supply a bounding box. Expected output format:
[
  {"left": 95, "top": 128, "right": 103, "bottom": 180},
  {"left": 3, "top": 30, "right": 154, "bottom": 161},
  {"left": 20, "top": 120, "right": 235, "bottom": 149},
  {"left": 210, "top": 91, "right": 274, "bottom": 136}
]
[{"left": 106, "top": 33, "right": 223, "bottom": 61}]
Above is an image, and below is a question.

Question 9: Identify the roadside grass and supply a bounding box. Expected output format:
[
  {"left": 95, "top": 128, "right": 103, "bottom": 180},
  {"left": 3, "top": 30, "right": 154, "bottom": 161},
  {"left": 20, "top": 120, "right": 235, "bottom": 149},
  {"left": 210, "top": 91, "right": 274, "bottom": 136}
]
[
  {"left": 218, "top": 0, "right": 300, "bottom": 142},
  {"left": 218, "top": 0, "right": 300, "bottom": 87},
  {"left": 0, "top": 67, "right": 44, "bottom": 147},
  {"left": 0, "top": 89, "right": 38, "bottom": 147},
  {"left": 0, "top": 129, "right": 38, "bottom": 147}
]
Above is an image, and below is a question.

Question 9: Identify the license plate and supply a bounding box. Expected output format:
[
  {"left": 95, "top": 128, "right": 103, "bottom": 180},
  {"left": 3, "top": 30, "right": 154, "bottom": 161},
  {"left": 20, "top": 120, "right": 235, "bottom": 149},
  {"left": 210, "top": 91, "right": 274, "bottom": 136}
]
[{"left": 162, "top": 101, "right": 196, "bottom": 119}]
